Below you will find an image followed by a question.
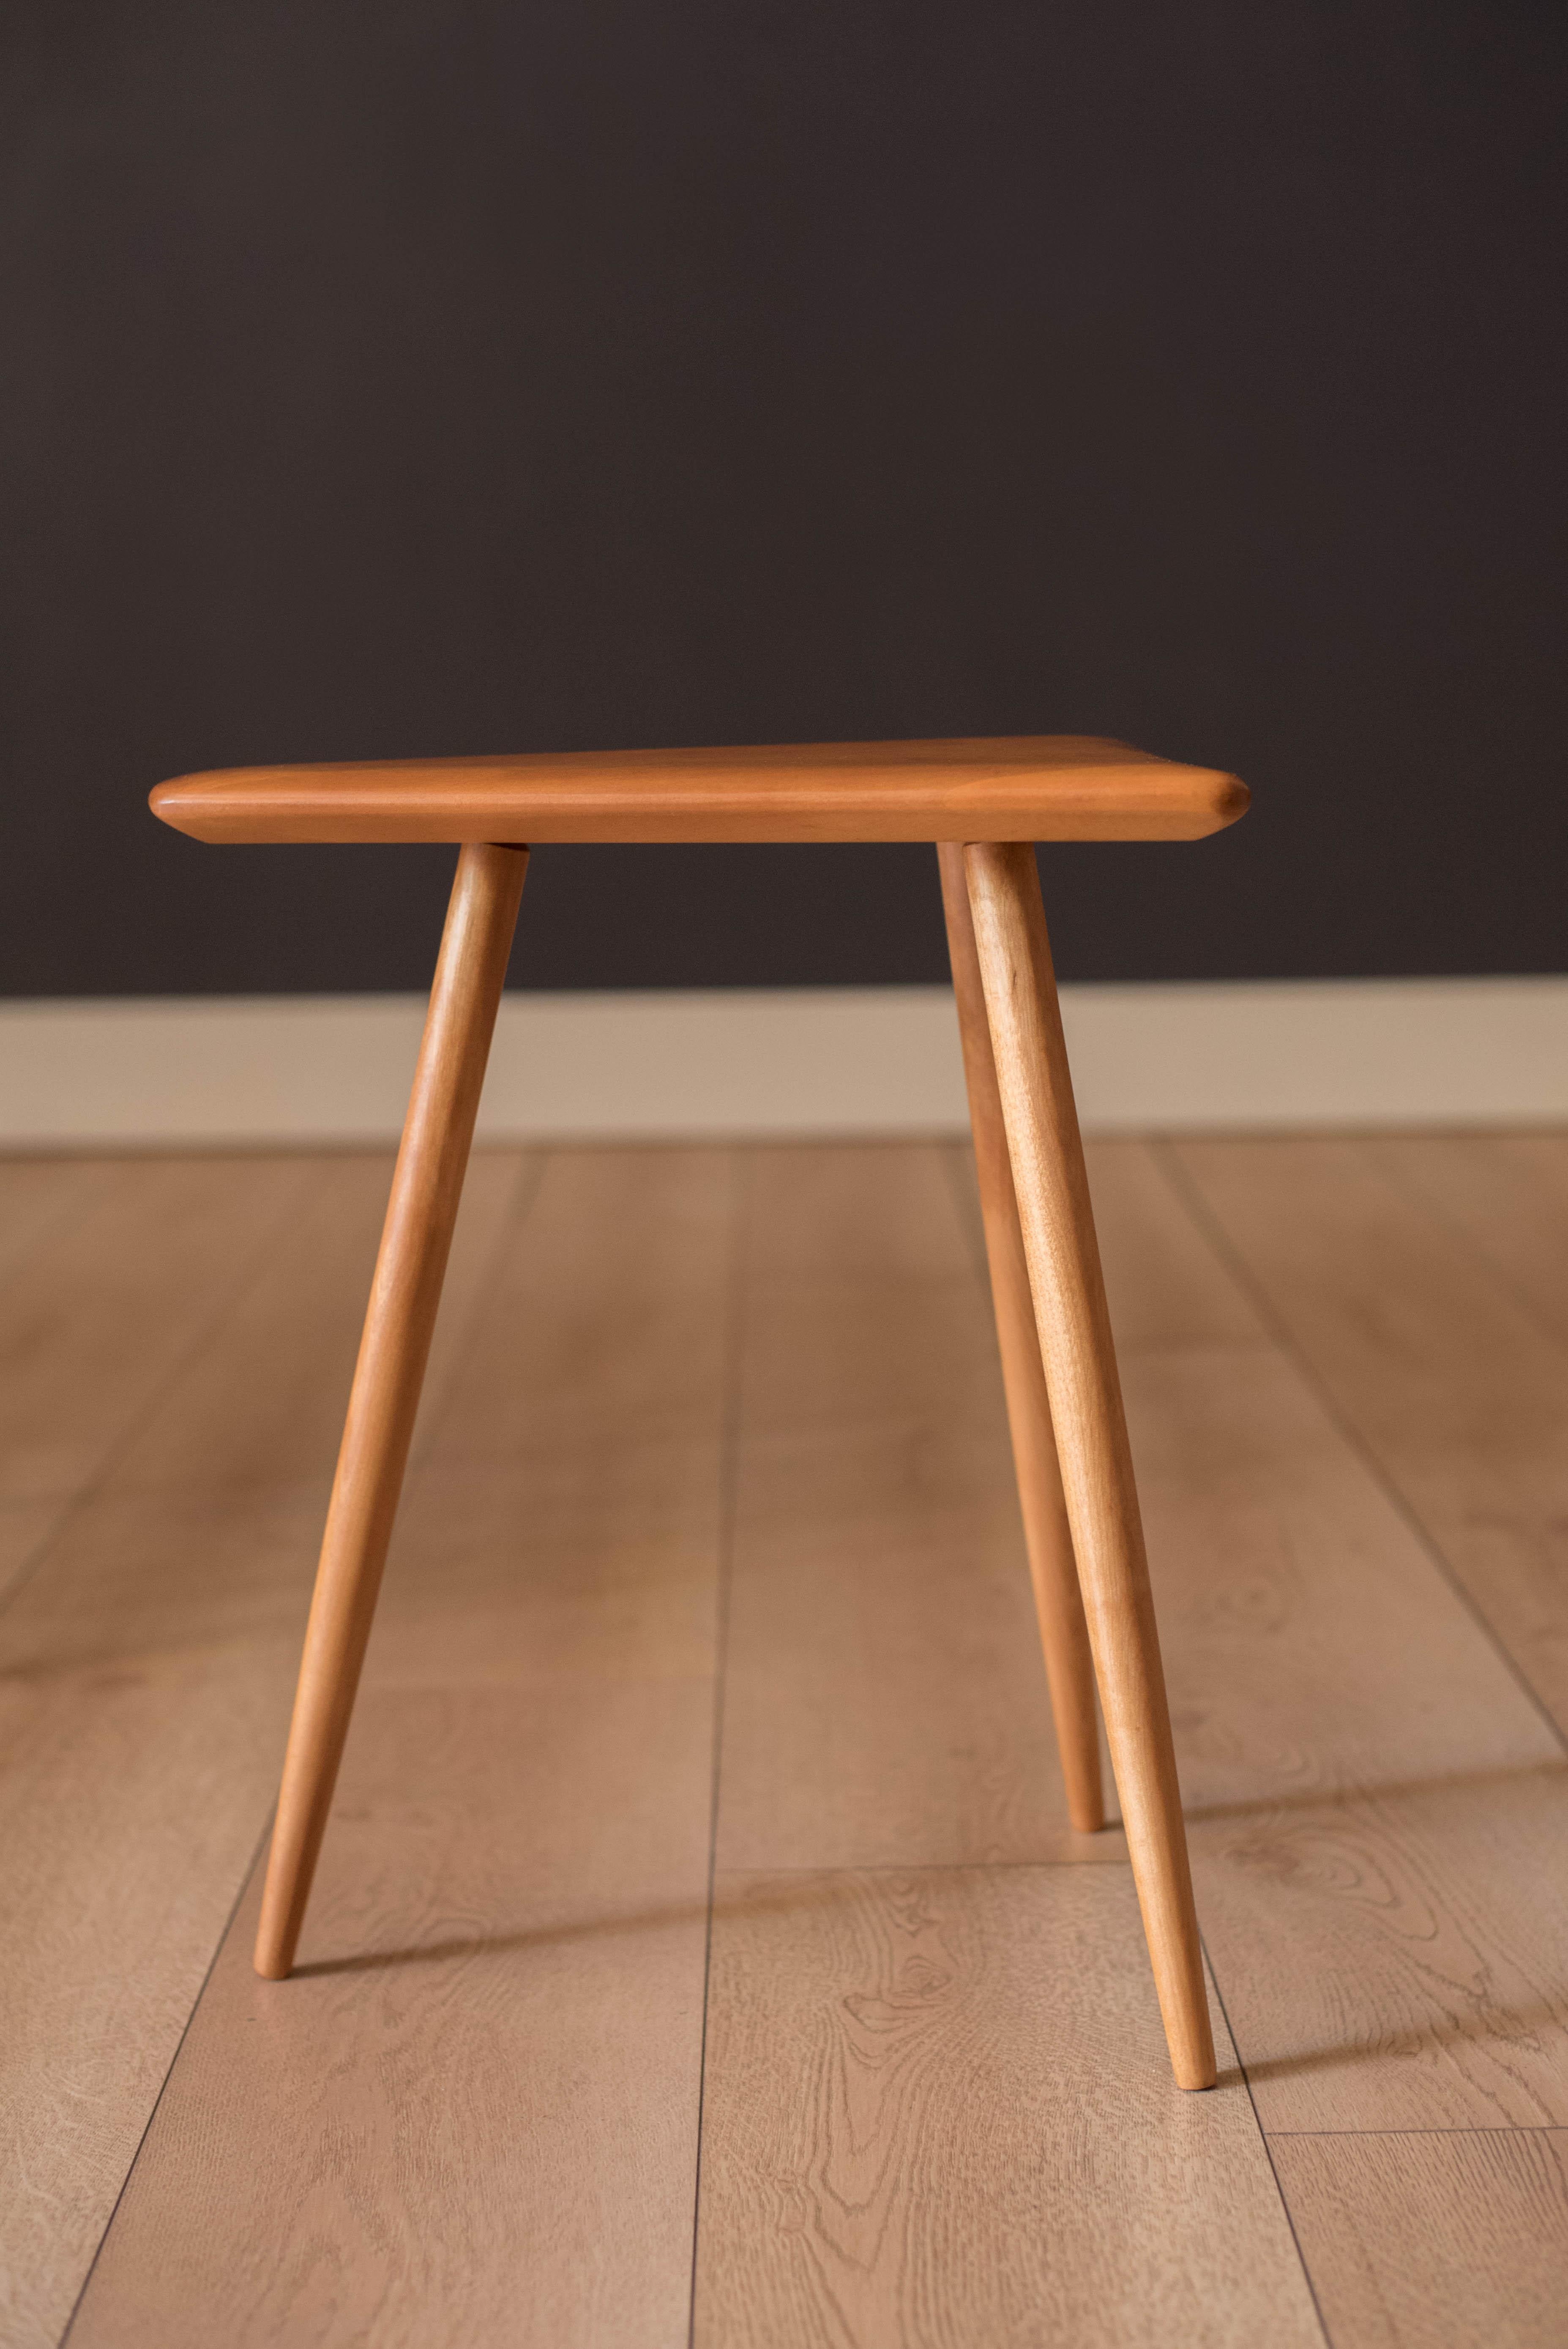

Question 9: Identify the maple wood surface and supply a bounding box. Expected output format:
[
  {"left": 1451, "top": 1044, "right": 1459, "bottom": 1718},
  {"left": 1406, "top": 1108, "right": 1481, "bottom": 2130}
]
[
  {"left": 965, "top": 842, "right": 1214, "bottom": 2090},
  {"left": 937, "top": 842, "right": 1103, "bottom": 1832},
  {"left": 254, "top": 843, "right": 528, "bottom": 1979},
  {"left": 149, "top": 733, "right": 1248, "bottom": 843}
]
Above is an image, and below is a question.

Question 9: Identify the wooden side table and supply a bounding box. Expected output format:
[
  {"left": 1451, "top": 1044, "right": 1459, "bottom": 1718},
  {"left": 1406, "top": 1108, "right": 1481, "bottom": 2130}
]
[{"left": 152, "top": 734, "right": 1248, "bottom": 2090}]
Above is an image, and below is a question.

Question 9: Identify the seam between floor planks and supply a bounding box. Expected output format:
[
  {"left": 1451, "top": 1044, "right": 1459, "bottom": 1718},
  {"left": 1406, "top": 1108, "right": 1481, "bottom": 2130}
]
[
  {"left": 1266, "top": 2124, "right": 1568, "bottom": 2136},
  {"left": 1203, "top": 1944, "right": 1335, "bottom": 2349},
  {"left": 57, "top": 1814, "right": 276, "bottom": 2349},
  {"left": 686, "top": 1148, "right": 750, "bottom": 2349}
]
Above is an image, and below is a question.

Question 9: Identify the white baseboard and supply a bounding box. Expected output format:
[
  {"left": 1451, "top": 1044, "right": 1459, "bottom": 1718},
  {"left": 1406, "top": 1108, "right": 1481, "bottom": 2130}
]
[{"left": 1, "top": 979, "right": 1565, "bottom": 1148}]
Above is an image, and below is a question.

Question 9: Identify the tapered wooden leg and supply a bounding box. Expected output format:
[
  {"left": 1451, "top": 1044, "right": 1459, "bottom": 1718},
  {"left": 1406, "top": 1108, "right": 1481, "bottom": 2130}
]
[
  {"left": 963, "top": 840, "right": 1216, "bottom": 2090},
  {"left": 936, "top": 844, "right": 1104, "bottom": 1832},
  {"left": 254, "top": 841, "right": 529, "bottom": 1980}
]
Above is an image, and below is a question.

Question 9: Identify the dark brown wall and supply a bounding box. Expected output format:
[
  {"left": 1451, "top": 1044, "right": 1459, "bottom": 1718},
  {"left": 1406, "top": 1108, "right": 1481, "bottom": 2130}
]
[{"left": 4, "top": 2, "right": 1564, "bottom": 995}]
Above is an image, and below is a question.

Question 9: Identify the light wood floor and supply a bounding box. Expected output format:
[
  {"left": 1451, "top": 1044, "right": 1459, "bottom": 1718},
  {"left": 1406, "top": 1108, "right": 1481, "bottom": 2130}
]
[{"left": 4, "top": 1135, "right": 1568, "bottom": 2347}]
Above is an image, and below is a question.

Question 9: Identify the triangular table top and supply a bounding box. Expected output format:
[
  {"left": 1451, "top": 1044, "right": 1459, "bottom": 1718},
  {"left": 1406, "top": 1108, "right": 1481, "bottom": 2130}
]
[{"left": 150, "top": 734, "right": 1248, "bottom": 844}]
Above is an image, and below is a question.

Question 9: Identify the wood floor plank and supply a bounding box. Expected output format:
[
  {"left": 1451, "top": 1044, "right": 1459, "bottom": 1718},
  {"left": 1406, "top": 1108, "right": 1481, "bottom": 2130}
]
[
  {"left": 69, "top": 1690, "right": 714, "bottom": 2349},
  {"left": 66, "top": 1148, "right": 736, "bottom": 2349},
  {"left": 741, "top": 1143, "right": 1010, "bottom": 1444},
  {"left": 0, "top": 1156, "right": 317, "bottom": 1511},
  {"left": 1270, "top": 2128, "right": 1568, "bottom": 2349},
  {"left": 1168, "top": 1137, "right": 1568, "bottom": 1741},
  {"left": 0, "top": 1500, "right": 66, "bottom": 1611},
  {"left": 106, "top": 1149, "right": 530, "bottom": 1503},
  {"left": 406, "top": 1149, "right": 543, "bottom": 1462},
  {"left": 1, "top": 1615, "right": 300, "bottom": 2349},
  {"left": 0, "top": 1155, "right": 527, "bottom": 1615},
  {"left": 704, "top": 1144, "right": 1328, "bottom": 2341},
  {"left": 719, "top": 1140, "right": 1568, "bottom": 2138},
  {"left": 0, "top": 1154, "right": 532, "bottom": 1678},
  {"left": 717, "top": 1419, "right": 1120, "bottom": 1870},
  {"left": 0, "top": 1159, "right": 120, "bottom": 1293},
  {"left": 0, "top": 1153, "right": 532, "bottom": 2348},
  {"left": 694, "top": 1865, "right": 1323, "bottom": 2349},
  {"left": 432, "top": 1145, "right": 737, "bottom": 1462},
  {"left": 1371, "top": 1132, "right": 1568, "bottom": 1354},
  {"left": 1084, "top": 1139, "right": 1270, "bottom": 1356},
  {"left": 718, "top": 1145, "right": 1115, "bottom": 1871},
  {"left": 0, "top": 1156, "right": 412, "bottom": 1613},
  {"left": 1079, "top": 1147, "right": 1568, "bottom": 2132},
  {"left": 0, "top": 1157, "right": 320, "bottom": 1610},
  {"left": 19, "top": 1133, "right": 1568, "bottom": 2345},
  {"left": 370, "top": 1440, "right": 724, "bottom": 1695}
]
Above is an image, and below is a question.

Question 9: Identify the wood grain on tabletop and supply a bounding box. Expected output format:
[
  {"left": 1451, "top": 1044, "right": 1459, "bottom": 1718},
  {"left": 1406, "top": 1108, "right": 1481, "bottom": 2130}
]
[
  {"left": 148, "top": 734, "right": 1249, "bottom": 845},
  {"left": 694, "top": 1866, "right": 1322, "bottom": 2349},
  {"left": 1084, "top": 1142, "right": 1568, "bottom": 2133},
  {"left": 1169, "top": 1136, "right": 1568, "bottom": 1741},
  {"left": 0, "top": 1154, "right": 528, "bottom": 2349},
  {"left": 69, "top": 1147, "right": 737, "bottom": 2349},
  {"left": 716, "top": 1143, "right": 1122, "bottom": 1873},
  {"left": 1269, "top": 2129, "right": 1568, "bottom": 2349}
]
